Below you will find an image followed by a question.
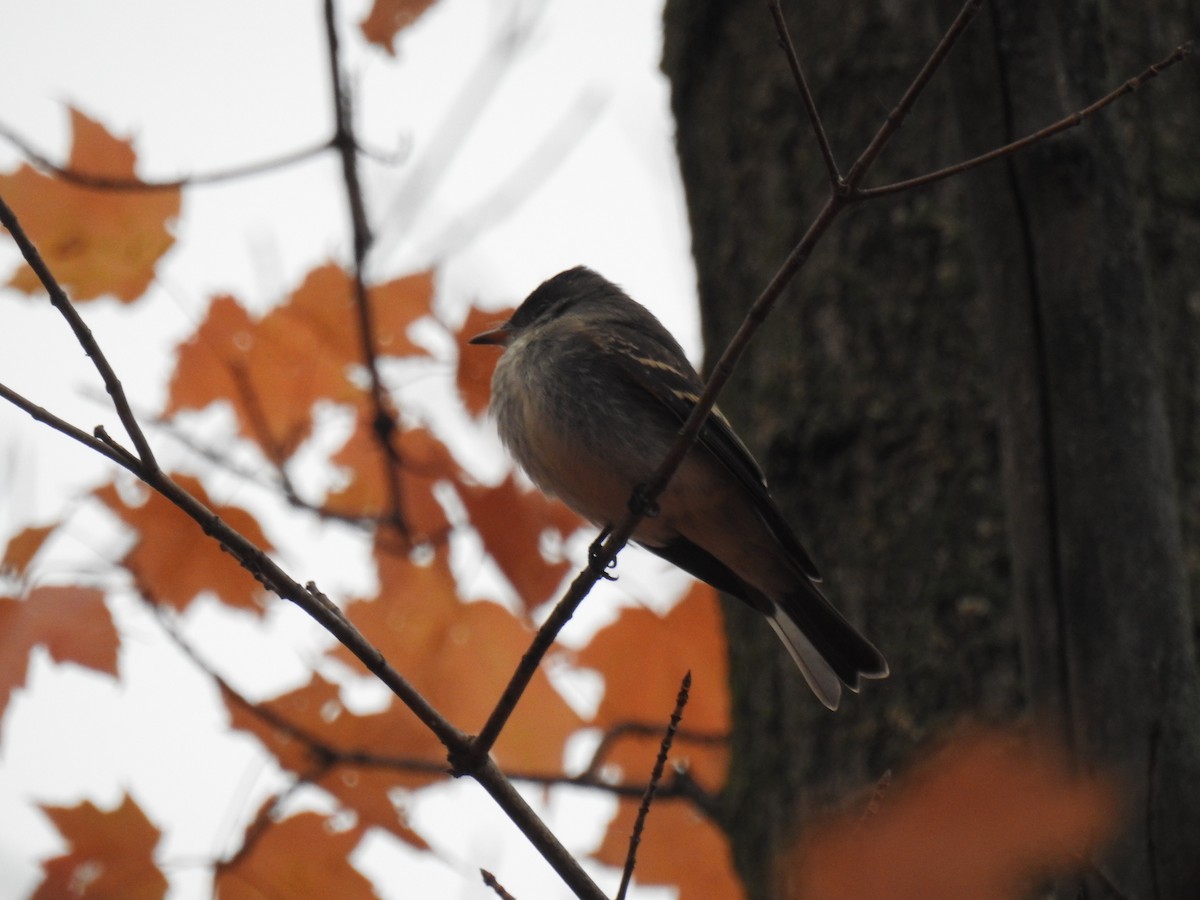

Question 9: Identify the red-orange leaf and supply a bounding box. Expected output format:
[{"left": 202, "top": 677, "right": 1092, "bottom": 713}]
[
  {"left": 330, "top": 543, "right": 582, "bottom": 773},
  {"left": 580, "top": 584, "right": 737, "bottom": 897},
  {"left": 577, "top": 582, "right": 730, "bottom": 790},
  {"left": 95, "top": 476, "right": 271, "bottom": 614},
  {"left": 457, "top": 473, "right": 581, "bottom": 614},
  {"left": 1, "top": 108, "right": 179, "bottom": 302},
  {"left": 226, "top": 672, "right": 443, "bottom": 841},
  {"left": 1, "top": 523, "right": 56, "bottom": 578},
  {"left": 0, "top": 586, "right": 118, "bottom": 725},
  {"left": 268, "top": 263, "right": 431, "bottom": 367},
  {"left": 215, "top": 809, "right": 375, "bottom": 900},
  {"left": 165, "top": 293, "right": 349, "bottom": 459},
  {"left": 360, "top": 0, "right": 440, "bottom": 54},
  {"left": 35, "top": 795, "right": 167, "bottom": 900},
  {"left": 165, "top": 267, "right": 431, "bottom": 461},
  {"left": 454, "top": 303, "right": 513, "bottom": 418},
  {"left": 595, "top": 799, "right": 743, "bottom": 900},
  {"left": 786, "top": 728, "right": 1120, "bottom": 900},
  {"left": 326, "top": 412, "right": 453, "bottom": 543}
]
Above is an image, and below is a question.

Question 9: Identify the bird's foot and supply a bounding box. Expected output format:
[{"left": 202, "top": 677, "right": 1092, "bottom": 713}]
[{"left": 588, "top": 527, "right": 618, "bottom": 581}]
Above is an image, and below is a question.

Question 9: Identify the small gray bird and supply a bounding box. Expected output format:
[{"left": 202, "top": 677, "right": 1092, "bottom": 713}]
[{"left": 470, "top": 266, "right": 887, "bottom": 708}]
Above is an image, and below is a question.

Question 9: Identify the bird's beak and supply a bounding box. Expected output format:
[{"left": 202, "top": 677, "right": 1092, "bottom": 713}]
[{"left": 468, "top": 323, "right": 513, "bottom": 346}]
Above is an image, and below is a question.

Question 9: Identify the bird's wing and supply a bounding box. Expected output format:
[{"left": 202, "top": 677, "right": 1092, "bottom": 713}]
[{"left": 588, "top": 325, "right": 822, "bottom": 581}]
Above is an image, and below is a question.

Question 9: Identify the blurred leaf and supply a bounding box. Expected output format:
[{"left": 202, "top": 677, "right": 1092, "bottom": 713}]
[
  {"left": 330, "top": 542, "right": 582, "bottom": 772},
  {"left": 165, "top": 293, "right": 351, "bottom": 459},
  {"left": 96, "top": 475, "right": 272, "bottom": 614},
  {"left": 34, "top": 795, "right": 167, "bottom": 900},
  {"left": 454, "top": 303, "right": 512, "bottom": 417},
  {"left": 1, "top": 107, "right": 178, "bottom": 302},
  {"left": 457, "top": 473, "right": 581, "bottom": 614},
  {"left": 1, "top": 523, "right": 56, "bottom": 578},
  {"left": 596, "top": 799, "right": 743, "bottom": 900},
  {"left": 326, "top": 412, "right": 453, "bottom": 543},
  {"left": 215, "top": 810, "right": 375, "bottom": 900},
  {"left": 0, "top": 586, "right": 118, "bottom": 726},
  {"left": 360, "top": 0, "right": 440, "bottom": 54},
  {"left": 165, "top": 266, "right": 429, "bottom": 460},
  {"left": 786, "top": 727, "right": 1120, "bottom": 900},
  {"left": 578, "top": 582, "right": 730, "bottom": 790},
  {"left": 227, "top": 672, "right": 440, "bottom": 843},
  {"left": 581, "top": 583, "right": 738, "bottom": 898}
]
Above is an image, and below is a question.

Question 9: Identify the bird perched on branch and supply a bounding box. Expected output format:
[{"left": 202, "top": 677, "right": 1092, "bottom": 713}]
[{"left": 470, "top": 266, "right": 887, "bottom": 709}]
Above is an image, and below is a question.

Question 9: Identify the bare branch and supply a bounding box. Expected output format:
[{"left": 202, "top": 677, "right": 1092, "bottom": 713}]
[
  {"left": 769, "top": 1, "right": 841, "bottom": 185},
  {"left": 0, "top": 380, "right": 138, "bottom": 471},
  {"left": 0, "top": 193, "right": 159, "bottom": 469},
  {"left": 858, "top": 43, "right": 1194, "bottom": 199},
  {"left": 323, "top": 0, "right": 409, "bottom": 538},
  {"left": 0, "top": 119, "right": 333, "bottom": 191},
  {"left": 841, "top": 0, "right": 985, "bottom": 192}
]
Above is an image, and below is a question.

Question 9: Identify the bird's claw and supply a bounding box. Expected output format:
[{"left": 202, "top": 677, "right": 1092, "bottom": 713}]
[{"left": 588, "top": 528, "right": 619, "bottom": 581}]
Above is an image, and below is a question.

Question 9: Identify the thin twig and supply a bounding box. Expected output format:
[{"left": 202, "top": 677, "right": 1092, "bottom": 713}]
[
  {"left": 0, "top": 193, "right": 159, "bottom": 469},
  {"left": 322, "top": 0, "right": 409, "bottom": 537},
  {"left": 841, "top": 0, "right": 985, "bottom": 191},
  {"left": 0, "top": 380, "right": 138, "bottom": 472},
  {"left": 616, "top": 672, "right": 691, "bottom": 900},
  {"left": 578, "top": 721, "right": 727, "bottom": 782},
  {"left": 769, "top": 1, "right": 841, "bottom": 185},
  {"left": 481, "top": 869, "right": 518, "bottom": 900},
  {"left": 858, "top": 43, "right": 1193, "bottom": 199},
  {"left": 0, "top": 120, "right": 333, "bottom": 191}
]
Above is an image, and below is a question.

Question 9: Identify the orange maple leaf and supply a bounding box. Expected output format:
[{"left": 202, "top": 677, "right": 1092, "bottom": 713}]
[
  {"left": 457, "top": 472, "right": 581, "bottom": 615},
  {"left": 165, "top": 267, "right": 431, "bottom": 460},
  {"left": 226, "top": 672, "right": 441, "bottom": 842},
  {"left": 35, "top": 795, "right": 168, "bottom": 900},
  {"left": 454, "top": 303, "right": 514, "bottom": 418},
  {"left": 580, "top": 584, "right": 739, "bottom": 898},
  {"left": 0, "top": 585, "right": 119, "bottom": 725},
  {"left": 165, "top": 293, "right": 352, "bottom": 459},
  {"left": 1, "top": 107, "right": 179, "bottom": 302},
  {"left": 268, "top": 263, "right": 432, "bottom": 366},
  {"left": 325, "top": 411, "right": 454, "bottom": 542},
  {"left": 577, "top": 582, "right": 730, "bottom": 790},
  {"left": 360, "top": 0, "right": 440, "bottom": 54},
  {"left": 215, "top": 809, "right": 376, "bottom": 900},
  {"left": 785, "top": 727, "right": 1120, "bottom": 900},
  {"left": 329, "top": 542, "right": 582, "bottom": 774},
  {"left": 596, "top": 799, "right": 745, "bottom": 900},
  {"left": 95, "top": 476, "right": 272, "bottom": 614},
  {"left": 1, "top": 523, "right": 57, "bottom": 579}
]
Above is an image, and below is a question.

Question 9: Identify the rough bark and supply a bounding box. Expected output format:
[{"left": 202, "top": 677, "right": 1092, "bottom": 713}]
[{"left": 662, "top": 0, "right": 1200, "bottom": 897}]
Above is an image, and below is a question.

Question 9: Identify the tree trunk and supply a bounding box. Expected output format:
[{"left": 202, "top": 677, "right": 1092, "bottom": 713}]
[{"left": 662, "top": 1, "right": 1200, "bottom": 897}]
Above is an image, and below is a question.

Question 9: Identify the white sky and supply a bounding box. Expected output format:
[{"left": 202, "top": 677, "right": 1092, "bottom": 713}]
[{"left": 0, "top": 0, "right": 698, "bottom": 897}]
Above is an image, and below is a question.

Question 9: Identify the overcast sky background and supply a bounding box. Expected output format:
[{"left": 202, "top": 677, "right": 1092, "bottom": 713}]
[{"left": 0, "top": 0, "right": 700, "bottom": 897}]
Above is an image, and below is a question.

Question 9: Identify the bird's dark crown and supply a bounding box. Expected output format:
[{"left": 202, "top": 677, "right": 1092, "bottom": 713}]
[{"left": 510, "top": 266, "right": 618, "bottom": 329}]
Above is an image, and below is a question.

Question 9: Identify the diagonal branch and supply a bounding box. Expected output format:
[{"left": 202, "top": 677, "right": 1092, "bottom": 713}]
[{"left": 0, "top": 193, "right": 159, "bottom": 469}]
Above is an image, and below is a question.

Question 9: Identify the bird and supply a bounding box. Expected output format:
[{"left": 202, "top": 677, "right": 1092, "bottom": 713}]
[{"left": 469, "top": 266, "right": 887, "bottom": 708}]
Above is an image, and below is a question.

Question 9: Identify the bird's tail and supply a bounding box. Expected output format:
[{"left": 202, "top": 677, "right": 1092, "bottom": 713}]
[{"left": 768, "top": 583, "right": 888, "bottom": 710}]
